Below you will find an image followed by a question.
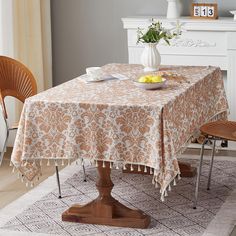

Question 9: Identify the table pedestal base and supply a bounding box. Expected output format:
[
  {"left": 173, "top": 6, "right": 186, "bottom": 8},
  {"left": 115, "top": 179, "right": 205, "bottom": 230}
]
[{"left": 62, "top": 161, "right": 150, "bottom": 228}]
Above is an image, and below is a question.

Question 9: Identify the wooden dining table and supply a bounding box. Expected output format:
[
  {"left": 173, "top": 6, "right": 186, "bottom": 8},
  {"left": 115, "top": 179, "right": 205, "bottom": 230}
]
[{"left": 11, "top": 64, "right": 228, "bottom": 228}]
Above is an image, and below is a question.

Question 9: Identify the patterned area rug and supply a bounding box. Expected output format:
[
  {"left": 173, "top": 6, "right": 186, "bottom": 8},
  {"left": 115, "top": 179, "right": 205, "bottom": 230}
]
[{"left": 1, "top": 158, "right": 236, "bottom": 236}]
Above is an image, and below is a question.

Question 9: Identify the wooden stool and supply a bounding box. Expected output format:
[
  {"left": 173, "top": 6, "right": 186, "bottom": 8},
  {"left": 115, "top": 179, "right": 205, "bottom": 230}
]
[{"left": 193, "top": 120, "right": 236, "bottom": 209}]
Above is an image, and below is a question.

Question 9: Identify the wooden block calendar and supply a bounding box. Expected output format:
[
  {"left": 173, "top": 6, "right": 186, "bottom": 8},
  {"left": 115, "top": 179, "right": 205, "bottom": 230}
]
[{"left": 191, "top": 3, "right": 218, "bottom": 19}]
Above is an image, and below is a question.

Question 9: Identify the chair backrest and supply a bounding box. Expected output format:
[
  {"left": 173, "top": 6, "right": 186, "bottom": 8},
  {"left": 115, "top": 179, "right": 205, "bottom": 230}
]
[{"left": 0, "top": 56, "right": 37, "bottom": 119}]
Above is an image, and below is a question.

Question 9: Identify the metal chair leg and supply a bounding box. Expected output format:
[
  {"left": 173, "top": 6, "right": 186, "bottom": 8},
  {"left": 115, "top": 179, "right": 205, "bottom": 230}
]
[
  {"left": 55, "top": 166, "right": 62, "bottom": 199},
  {"left": 193, "top": 139, "right": 207, "bottom": 209},
  {"left": 82, "top": 163, "right": 87, "bottom": 182},
  {"left": 0, "top": 129, "right": 9, "bottom": 166},
  {"left": 56, "top": 159, "right": 87, "bottom": 198},
  {"left": 207, "top": 139, "right": 216, "bottom": 190}
]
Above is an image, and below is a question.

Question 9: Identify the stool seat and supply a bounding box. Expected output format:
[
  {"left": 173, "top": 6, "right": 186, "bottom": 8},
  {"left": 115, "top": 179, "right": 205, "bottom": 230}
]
[{"left": 200, "top": 120, "right": 236, "bottom": 142}]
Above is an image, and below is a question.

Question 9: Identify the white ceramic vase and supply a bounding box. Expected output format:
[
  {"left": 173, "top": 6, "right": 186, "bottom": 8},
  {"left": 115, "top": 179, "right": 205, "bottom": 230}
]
[
  {"left": 141, "top": 43, "right": 161, "bottom": 72},
  {"left": 167, "top": 0, "right": 181, "bottom": 19}
]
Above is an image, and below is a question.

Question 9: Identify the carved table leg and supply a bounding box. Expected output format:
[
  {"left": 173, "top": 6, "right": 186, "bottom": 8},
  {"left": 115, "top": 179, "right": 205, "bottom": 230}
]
[
  {"left": 178, "top": 161, "right": 197, "bottom": 177},
  {"left": 62, "top": 161, "right": 150, "bottom": 228}
]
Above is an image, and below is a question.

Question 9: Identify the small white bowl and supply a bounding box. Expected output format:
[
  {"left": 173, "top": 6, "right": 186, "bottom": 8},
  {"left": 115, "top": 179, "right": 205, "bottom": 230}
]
[{"left": 133, "top": 78, "right": 167, "bottom": 90}]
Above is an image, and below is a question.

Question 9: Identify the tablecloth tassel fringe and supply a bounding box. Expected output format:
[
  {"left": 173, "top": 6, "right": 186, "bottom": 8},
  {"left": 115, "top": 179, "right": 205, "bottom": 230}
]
[
  {"left": 102, "top": 161, "right": 106, "bottom": 168},
  {"left": 17, "top": 173, "right": 20, "bottom": 179},
  {"left": 55, "top": 160, "right": 58, "bottom": 167},
  {"left": 168, "top": 184, "right": 172, "bottom": 191},
  {"left": 155, "top": 182, "right": 158, "bottom": 188},
  {"left": 154, "top": 169, "right": 158, "bottom": 176},
  {"left": 150, "top": 168, "right": 153, "bottom": 174},
  {"left": 161, "top": 194, "right": 165, "bottom": 202},
  {"left": 138, "top": 165, "right": 141, "bottom": 172},
  {"left": 123, "top": 163, "right": 127, "bottom": 170},
  {"left": 47, "top": 159, "right": 50, "bottom": 166},
  {"left": 116, "top": 162, "right": 119, "bottom": 170},
  {"left": 173, "top": 178, "right": 177, "bottom": 186},
  {"left": 130, "top": 164, "right": 134, "bottom": 171},
  {"left": 110, "top": 162, "right": 113, "bottom": 169},
  {"left": 61, "top": 159, "right": 65, "bottom": 166},
  {"left": 21, "top": 176, "right": 24, "bottom": 182},
  {"left": 39, "top": 160, "right": 43, "bottom": 166},
  {"left": 30, "top": 182, "right": 34, "bottom": 188},
  {"left": 26, "top": 182, "right": 29, "bottom": 188},
  {"left": 9, "top": 161, "right": 13, "bottom": 167},
  {"left": 165, "top": 190, "right": 168, "bottom": 197},
  {"left": 178, "top": 174, "right": 181, "bottom": 180},
  {"left": 95, "top": 160, "right": 98, "bottom": 167},
  {"left": 144, "top": 166, "right": 147, "bottom": 173},
  {"left": 12, "top": 167, "right": 15, "bottom": 173}
]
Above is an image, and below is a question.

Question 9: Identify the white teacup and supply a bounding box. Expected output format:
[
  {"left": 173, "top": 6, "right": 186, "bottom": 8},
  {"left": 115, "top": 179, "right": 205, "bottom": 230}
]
[{"left": 86, "top": 67, "right": 103, "bottom": 81}]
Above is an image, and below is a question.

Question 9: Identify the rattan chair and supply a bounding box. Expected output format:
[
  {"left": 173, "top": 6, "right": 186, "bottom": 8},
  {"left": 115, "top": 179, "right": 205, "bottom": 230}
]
[
  {"left": 0, "top": 56, "right": 86, "bottom": 198},
  {"left": 193, "top": 120, "right": 236, "bottom": 209}
]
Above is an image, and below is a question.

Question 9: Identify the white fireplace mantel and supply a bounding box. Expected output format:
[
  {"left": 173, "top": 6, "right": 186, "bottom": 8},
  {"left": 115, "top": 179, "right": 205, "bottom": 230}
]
[{"left": 122, "top": 16, "right": 236, "bottom": 121}]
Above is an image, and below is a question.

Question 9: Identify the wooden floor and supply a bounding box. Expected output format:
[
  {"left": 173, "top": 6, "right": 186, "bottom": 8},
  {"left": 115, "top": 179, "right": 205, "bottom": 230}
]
[{"left": 0, "top": 148, "right": 63, "bottom": 209}]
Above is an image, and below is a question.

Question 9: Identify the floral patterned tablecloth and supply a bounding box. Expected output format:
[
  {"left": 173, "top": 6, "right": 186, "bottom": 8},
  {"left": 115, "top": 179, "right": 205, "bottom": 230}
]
[{"left": 11, "top": 64, "right": 228, "bottom": 199}]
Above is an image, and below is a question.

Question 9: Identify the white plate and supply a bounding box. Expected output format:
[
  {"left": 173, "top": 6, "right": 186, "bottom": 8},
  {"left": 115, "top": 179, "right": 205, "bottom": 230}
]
[
  {"left": 79, "top": 74, "right": 129, "bottom": 83},
  {"left": 133, "top": 78, "right": 167, "bottom": 90}
]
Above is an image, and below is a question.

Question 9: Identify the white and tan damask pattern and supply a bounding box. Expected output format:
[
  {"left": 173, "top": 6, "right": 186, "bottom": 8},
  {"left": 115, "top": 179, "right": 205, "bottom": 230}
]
[{"left": 11, "top": 64, "right": 228, "bottom": 198}]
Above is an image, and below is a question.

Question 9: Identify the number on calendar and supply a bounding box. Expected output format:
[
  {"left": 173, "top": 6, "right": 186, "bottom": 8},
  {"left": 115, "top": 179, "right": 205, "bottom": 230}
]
[
  {"left": 201, "top": 6, "right": 208, "bottom": 17},
  {"left": 194, "top": 6, "right": 201, "bottom": 17},
  {"left": 208, "top": 7, "right": 215, "bottom": 17}
]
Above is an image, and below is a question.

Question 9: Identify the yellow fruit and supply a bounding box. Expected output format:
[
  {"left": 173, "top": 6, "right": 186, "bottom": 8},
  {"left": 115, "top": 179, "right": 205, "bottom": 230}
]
[
  {"left": 146, "top": 75, "right": 153, "bottom": 79},
  {"left": 151, "top": 75, "right": 162, "bottom": 83},
  {"left": 138, "top": 76, "right": 148, "bottom": 83},
  {"left": 138, "top": 74, "right": 163, "bottom": 83},
  {"left": 145, "top": 77, "right": 152, "bottom": 83}
]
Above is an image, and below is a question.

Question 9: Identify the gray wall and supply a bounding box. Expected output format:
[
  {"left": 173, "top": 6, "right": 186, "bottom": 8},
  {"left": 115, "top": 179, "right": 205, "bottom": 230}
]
[{"left": 51, "top": 0, "right": 236, "bottom": 85}]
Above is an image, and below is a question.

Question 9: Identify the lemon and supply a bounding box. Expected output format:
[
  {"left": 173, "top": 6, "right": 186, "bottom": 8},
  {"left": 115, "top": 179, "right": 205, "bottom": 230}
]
[
  {"left": 151, "top": 75, "right": 162, "bottom": 83},
  {"left": 138, "top": 76, "right": 148, "bottom": 83},
  {"left": 138, "top": 74, "right": 163, "bottom": 83},
  {"left": 146, "top": 75, "right": 153, "bottom": 79},
  {"left": 145, "top": 77, "right": 152, "bottom": 83}
]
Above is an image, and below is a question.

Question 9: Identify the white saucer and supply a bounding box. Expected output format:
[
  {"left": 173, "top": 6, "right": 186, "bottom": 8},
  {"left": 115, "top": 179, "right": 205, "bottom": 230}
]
[{"left": 79, "top": 74, "right": 105, "bottom": 82}]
